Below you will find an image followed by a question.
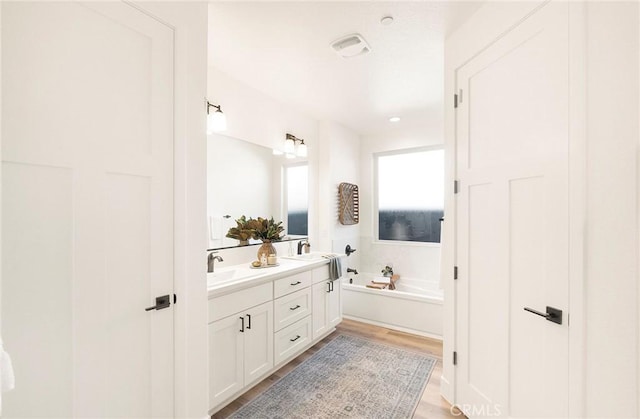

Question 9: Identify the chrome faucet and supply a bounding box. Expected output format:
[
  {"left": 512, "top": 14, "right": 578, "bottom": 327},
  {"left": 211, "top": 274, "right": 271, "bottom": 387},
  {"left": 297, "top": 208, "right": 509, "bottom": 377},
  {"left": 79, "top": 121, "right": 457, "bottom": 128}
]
[{"left": 208, "top": 252, "right": 224, "bottom": 273}]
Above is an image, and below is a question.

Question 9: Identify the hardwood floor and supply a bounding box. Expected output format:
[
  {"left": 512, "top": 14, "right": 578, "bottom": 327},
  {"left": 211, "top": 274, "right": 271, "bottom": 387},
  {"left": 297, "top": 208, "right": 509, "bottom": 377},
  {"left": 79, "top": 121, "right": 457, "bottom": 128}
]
[{"left": 212, "top": 319, "right": 461, "bottom": 418}]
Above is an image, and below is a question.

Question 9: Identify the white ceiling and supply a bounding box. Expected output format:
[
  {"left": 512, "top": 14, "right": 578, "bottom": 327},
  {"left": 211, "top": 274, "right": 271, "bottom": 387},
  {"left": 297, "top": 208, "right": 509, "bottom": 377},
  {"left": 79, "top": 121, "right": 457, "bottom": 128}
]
[{"left": 208, "top": 2, "right": 483, "bottom": 137}]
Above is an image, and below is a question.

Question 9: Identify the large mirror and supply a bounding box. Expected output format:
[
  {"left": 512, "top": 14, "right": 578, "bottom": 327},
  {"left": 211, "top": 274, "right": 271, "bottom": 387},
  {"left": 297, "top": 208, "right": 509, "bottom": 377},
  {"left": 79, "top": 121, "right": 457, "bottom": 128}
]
[{"left": 207, "top": 133, "right": 308, "bottom": 250}]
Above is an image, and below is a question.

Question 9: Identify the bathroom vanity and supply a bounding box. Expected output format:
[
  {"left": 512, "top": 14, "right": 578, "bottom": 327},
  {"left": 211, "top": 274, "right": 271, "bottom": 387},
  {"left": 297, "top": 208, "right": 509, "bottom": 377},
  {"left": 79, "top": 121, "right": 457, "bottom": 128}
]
[{"left": 207, "top": 255, "right": 343, "bottom": 414}]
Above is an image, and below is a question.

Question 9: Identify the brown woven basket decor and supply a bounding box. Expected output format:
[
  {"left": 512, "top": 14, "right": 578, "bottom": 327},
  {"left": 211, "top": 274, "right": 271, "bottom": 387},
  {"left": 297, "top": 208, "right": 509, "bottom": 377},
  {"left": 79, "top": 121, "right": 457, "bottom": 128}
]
[{"left": 338, "top": 182, "right": 359, "bottom": 225}]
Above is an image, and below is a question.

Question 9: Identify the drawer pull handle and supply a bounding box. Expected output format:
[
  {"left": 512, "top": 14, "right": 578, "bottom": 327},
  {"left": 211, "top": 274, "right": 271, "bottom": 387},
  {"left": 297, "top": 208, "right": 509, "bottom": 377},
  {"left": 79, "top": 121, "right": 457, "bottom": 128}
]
[
  {"left": 246, "top": 313, "right": 251, "bottom": 329},
  {"left": 290, "top": 304, "right": 301, "bottom": 311},
  {"left": 290, "top": 281, "right": 301, "bottom": 286},
  {"left": 239, "top": 316, "right": 245, "bottom": 333},
  {"left": 290, "top": 335, "right": 301, "bottom": 342}
]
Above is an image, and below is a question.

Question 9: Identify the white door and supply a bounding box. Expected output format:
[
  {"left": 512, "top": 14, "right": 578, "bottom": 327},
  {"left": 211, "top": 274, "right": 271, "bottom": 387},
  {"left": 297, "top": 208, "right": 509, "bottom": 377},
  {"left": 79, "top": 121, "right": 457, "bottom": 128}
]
[
  {"left": 209, "top": 315, "right": 244, "bottom": 409},
  {"left": 2, "top": 2, "right": 175, "bottom": 417},
  {"left": 312, "top": 281, "right": 329, "bottom": 339},
  {"left": 455, "top": 2, "right": 569, "bottom": 417},
  {"left": 328, "top": 281, "right": 341, "bottom": 328},
  {"left": 243, "top": 301, "right": 273, "bottom": 385}
]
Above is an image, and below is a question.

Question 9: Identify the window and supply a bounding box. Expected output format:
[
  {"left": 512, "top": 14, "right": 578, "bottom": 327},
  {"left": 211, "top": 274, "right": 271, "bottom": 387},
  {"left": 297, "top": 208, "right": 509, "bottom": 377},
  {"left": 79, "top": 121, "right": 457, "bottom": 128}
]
[
  {"left": 284, "top": 164, "right": 308, "bottom": 236},
  {"left": 375, "top": 147, "right": 444, "bottom": 243}
]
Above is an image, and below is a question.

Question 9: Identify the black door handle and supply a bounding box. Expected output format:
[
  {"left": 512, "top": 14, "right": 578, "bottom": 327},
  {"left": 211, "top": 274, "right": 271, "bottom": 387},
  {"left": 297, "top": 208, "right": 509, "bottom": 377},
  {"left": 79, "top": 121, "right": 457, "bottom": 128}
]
[
  {"left": 145, "top": 295, "right": 170, "bottom": 311},
  {"left": 246, "top": 314, "right": 251, "bottom": 329},
  {"left": 524, "top": 306, "right": 563, "bottom": 325},
  {"left": 239, "top": 316, "right": 245, "bottom": 332}
]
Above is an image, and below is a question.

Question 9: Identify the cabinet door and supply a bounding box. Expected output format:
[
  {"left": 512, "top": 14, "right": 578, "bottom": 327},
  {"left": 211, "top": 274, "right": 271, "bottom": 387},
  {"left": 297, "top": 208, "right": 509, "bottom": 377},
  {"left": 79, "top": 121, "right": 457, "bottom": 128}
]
[
  {"left": 328, "top": 280, "right": 342, "bottom": 328},
  {"left": 209, "top": 316, "right": 244, "bottom": 410},
  {"left": 312, "top": 281, "right": 329, "bottom": 339},
  {"left": 243, "top": 301, "right": 273, "bottom": 385}
]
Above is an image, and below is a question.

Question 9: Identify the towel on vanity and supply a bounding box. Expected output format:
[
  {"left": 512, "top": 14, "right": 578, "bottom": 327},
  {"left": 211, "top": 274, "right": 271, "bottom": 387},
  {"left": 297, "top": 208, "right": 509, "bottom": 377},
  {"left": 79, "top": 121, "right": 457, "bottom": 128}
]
[
  {"left": 0, "top": 337, "right": 15, "bottom": 415},
  {"left": 328, "top": 255, "right": 342, "bottom": 281}
]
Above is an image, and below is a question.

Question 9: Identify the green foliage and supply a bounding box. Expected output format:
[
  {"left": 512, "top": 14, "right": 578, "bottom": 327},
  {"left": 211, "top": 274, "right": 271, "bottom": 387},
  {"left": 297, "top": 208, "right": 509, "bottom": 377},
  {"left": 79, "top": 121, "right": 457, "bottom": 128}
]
[
  {"left": 247, "top": 216, "right": 285, "bottom": 241},
  {"left": 225, "top": 215, "right": 285, "bottom": 242},
  {"left": 225, "top": 215, "right": 255, "bottom": 242}
]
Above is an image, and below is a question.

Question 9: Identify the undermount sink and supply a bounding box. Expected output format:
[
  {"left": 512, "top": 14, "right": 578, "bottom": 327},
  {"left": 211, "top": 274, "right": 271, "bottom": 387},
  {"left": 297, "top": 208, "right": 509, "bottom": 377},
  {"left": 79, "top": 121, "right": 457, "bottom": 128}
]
[
  {"left": 281, "top": 252, "right": 330, "bottom": 262},
  {"left": 207, "top": 268, "right": 252, "bottom": 285}
]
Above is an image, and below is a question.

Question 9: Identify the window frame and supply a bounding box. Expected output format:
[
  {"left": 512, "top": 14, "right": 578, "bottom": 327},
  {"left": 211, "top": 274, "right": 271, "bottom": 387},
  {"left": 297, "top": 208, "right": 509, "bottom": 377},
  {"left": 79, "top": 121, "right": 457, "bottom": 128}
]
[{"left": 373, "top": 145, "right": 444, "bottom": 247}]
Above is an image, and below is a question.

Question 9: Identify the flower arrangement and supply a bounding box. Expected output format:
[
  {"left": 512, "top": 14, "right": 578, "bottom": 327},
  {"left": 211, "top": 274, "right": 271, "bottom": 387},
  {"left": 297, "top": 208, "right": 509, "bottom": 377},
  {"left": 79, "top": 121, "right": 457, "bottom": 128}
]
[
  {"left": 225, "top": 216, "right": 285, "bottom": 243},
  {"left": 225, "top": 216, "right": 255, "bottom": 243},
  {"left": 246, "top": 216, "right": 285, "bottom": 242}
]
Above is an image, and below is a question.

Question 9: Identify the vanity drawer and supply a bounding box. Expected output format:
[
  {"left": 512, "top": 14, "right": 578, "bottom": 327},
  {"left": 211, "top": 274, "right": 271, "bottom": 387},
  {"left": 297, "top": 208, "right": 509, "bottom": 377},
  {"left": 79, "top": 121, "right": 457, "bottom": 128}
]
[
  {"left": 274, "top": 287, "right": 311, "bottom": 331},
  {"left": 208, "top": 282, "right": 272, "bottom": 323},
  {"left": 312, "top": 265, "right": 331, "bottom": 284},
  {"left": 274, "top": 270, "right": 312, "bottom": 298},
  {"left": 274, "top": 316, "right": 311, "bottom": 366}
]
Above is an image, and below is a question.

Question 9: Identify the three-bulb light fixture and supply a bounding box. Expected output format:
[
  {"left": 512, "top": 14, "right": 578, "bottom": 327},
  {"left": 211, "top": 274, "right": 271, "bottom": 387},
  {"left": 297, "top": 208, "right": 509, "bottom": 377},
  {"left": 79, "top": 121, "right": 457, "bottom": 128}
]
[{"left": 274, "top": 133, "right": 307, "bottom": 158}]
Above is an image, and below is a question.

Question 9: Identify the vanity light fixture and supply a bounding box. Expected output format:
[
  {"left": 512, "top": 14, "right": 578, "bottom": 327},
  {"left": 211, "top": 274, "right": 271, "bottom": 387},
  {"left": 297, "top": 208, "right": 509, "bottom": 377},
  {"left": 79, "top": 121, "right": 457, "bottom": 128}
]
[
  {"left": 283, "top": 133, "right": 307, "bottom": 157},
  {"left": 207, "top": 101, "right": 227, "bottom": 133}
]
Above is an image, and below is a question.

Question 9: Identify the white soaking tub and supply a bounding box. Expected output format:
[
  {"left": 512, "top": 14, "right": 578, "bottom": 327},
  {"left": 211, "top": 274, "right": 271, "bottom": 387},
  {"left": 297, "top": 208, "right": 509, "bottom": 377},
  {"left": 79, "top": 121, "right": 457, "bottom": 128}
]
[{"left": 341, "top": 273, "right": 443, "bottom": 339}]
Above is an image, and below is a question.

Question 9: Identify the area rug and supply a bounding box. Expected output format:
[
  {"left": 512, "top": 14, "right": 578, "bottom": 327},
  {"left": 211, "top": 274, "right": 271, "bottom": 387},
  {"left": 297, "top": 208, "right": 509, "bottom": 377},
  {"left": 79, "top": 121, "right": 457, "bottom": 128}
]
[{"left": 229, "top": 334, "right": 437, "bottom": 419}]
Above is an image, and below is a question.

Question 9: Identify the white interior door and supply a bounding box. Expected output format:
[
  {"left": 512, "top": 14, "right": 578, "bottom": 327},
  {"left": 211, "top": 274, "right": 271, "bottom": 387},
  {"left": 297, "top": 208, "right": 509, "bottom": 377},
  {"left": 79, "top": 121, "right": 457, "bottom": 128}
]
[
  {"left": 2, "top": 2, "right": 174, "bottom": 417},
  {"left": 455, "top": 2, "right": 569, "bottom": 417}
]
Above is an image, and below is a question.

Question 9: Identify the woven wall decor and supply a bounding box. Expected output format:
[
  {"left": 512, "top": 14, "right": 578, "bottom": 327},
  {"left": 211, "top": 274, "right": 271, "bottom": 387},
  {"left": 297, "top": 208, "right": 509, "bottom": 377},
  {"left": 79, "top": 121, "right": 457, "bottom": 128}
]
[{"left": 338, "top": 182, "right": 359, "bottom": 225}]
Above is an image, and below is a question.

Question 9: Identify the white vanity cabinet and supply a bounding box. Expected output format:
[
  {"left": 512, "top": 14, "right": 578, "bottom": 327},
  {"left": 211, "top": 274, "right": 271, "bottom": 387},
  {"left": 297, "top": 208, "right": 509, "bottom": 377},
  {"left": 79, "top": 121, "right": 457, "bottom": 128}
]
[
  {"left": 208, "top": 259, "right": 343, "bottom": 414},
  {"left": 208, "top": 284, "right": 273, "bottom": 409},
  {"left": 311, "top": 266, "right": 342, "bottom": 340}
]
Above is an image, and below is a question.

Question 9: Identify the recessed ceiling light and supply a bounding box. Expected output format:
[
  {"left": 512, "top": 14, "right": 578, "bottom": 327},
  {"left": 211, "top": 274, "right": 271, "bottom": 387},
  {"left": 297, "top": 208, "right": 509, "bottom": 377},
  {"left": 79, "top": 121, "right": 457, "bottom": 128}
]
[
  {"left": 381, "top": 16, "right": 394, "bottom": 26},
  {"left": 389, "top": 116, "right": 401, "bottom": 122}
]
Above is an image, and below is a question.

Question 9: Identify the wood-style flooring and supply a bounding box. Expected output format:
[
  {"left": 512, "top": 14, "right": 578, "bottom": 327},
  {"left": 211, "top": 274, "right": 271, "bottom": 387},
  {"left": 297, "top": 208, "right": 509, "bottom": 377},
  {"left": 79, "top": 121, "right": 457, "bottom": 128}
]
[{"left": 212, "top": 319, "right": 461, "bottom": 418}]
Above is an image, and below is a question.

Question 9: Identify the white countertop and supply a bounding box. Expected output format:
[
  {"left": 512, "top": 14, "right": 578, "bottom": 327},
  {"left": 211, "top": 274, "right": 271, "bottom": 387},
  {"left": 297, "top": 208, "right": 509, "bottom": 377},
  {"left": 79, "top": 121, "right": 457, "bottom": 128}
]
[{"left": 207, "top": 253, "right": 343, "bottom": 297}]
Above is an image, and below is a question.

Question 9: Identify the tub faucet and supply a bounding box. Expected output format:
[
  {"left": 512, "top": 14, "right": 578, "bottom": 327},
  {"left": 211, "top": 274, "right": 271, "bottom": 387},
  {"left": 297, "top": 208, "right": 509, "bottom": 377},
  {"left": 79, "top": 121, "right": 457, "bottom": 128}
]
[
  {"left": 347, "top": 268, "right": 358, "bottom": 275},
  {"left": 208, "top": 252, "right": 224, "bottom": 273}
]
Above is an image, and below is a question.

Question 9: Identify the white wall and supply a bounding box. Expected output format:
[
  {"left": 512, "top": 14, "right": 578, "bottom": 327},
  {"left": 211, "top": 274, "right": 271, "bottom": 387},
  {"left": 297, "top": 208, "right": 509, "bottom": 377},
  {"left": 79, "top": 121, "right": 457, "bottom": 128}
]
[
  {"left": 207, "top": 66, "right": 320, "bottom": 252},
  {"left": 359, "top": 113, "right": 443, "bottom": 281},
  {"left": 317, "top": 121, "right": 361, "bottom": 266},
  {"left": 442, "top": 1, "right": 640, "bottom": 416}
]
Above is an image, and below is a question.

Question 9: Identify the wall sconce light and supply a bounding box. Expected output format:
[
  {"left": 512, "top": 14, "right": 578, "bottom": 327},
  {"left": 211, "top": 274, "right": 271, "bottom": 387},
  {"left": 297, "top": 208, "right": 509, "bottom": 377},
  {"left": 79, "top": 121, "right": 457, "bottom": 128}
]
[
  {"left": 207, "top": 101, "right": 227, "bottom": 133},
  {"left": 281, "top": 133, "right": 307, "bottom": 158}
]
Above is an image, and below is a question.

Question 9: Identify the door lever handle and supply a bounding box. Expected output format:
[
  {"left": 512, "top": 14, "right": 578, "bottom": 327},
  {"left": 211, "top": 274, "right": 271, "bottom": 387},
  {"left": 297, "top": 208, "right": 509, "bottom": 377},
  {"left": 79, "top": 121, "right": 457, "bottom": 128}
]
[
  {"left": 145, "top": 295, "right": 170, "bottom": 311},
  {"left": 524, "top": 306, "right": 563, "bottom": 325}
]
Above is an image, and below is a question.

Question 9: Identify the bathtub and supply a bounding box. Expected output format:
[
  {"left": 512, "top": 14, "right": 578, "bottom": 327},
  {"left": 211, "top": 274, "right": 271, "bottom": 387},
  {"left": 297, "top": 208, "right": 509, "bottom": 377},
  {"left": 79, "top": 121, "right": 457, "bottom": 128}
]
[{"left": 341, "top": 274, "right": 443, "bottom": 339}]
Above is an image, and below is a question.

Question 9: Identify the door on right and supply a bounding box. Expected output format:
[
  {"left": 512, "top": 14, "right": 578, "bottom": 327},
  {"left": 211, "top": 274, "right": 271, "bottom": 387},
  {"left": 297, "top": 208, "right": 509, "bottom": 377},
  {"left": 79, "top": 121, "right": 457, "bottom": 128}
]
[{"left": 455, "top": 2, "right": 569, "bottom": 417}]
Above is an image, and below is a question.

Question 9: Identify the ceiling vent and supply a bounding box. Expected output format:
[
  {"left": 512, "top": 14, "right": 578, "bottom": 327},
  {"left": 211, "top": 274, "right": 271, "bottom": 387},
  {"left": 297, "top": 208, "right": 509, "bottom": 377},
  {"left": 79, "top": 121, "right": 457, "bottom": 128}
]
[{"left": 330, "top": 33, "right": 371, "bottom": 58}]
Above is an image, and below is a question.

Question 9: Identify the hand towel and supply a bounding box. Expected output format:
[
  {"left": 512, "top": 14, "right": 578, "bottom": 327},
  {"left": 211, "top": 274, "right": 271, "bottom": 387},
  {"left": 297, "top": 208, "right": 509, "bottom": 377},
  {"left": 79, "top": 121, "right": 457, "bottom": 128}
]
[{"left": 328, "top": 255, "right": 342, "bottom": 281}]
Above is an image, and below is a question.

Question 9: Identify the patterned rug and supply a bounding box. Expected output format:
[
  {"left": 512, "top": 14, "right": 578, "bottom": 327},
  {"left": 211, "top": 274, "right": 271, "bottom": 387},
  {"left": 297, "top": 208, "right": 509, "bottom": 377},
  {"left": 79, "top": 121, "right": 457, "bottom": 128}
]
[{"left": 229, "top": 334, "right": 437, "bottom": 419}]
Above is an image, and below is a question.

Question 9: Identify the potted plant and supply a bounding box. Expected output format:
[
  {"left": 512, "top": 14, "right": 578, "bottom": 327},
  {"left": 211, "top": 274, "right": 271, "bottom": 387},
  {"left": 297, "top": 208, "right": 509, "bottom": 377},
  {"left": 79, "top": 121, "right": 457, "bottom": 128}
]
[{"left": 247, "top": 217, "right": 285, "bottom": 261}]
